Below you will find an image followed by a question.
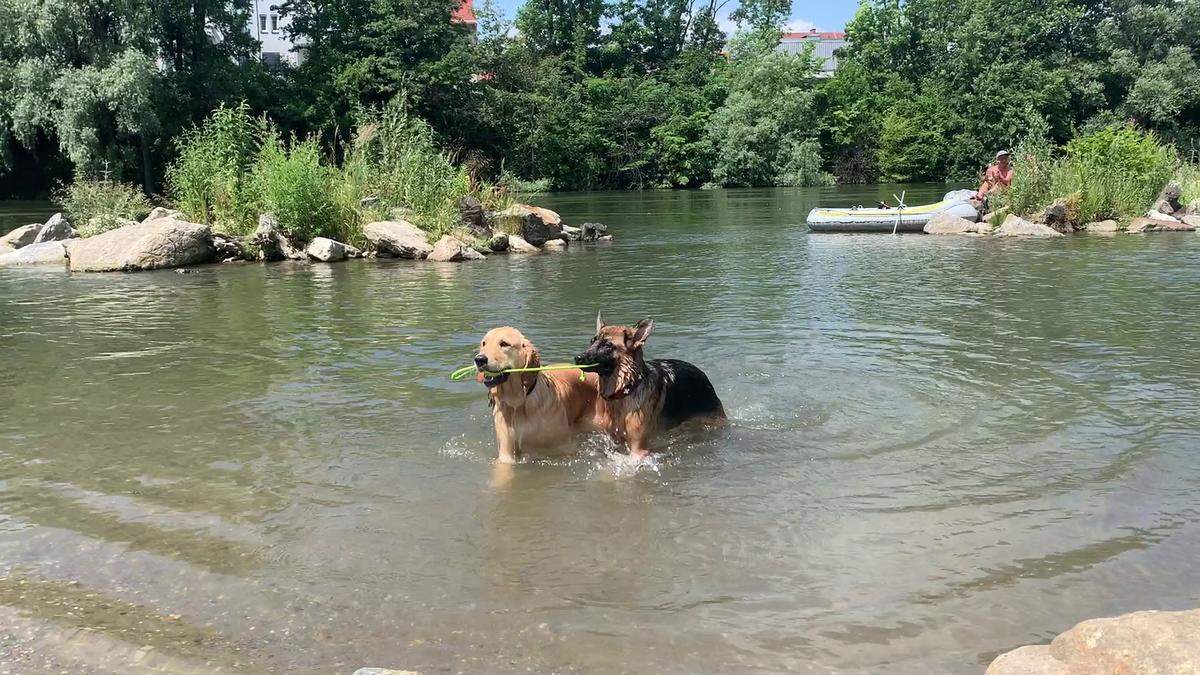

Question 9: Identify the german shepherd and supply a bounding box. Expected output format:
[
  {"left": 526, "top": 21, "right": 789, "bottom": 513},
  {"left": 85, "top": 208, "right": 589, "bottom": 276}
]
[{"left": 574, "top": 314, "right": 725, "bottom": 459}]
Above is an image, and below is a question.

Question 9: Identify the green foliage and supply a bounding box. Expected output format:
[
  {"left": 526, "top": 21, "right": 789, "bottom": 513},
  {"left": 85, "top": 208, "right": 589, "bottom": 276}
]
[
  {"left": 1177, "top": 161, "right": 1200, "bottom": 206},
  {"left": 347, "top": 104, "right": 475, "bottom": 238},
  {"left": 876, "top": 97, "right": 950, "bottom": 182},
  {"left": 57, "top": 176, "right": 151, "bottom": 237},
  {"left": 251, "top": 132, "right": 340, "bottom": 243},
  {"left": 166, "top": 104, "right": 266, "bottom": 234},
  {"left": 998, "top": 124, "right": 1177, "bottom": 223}
]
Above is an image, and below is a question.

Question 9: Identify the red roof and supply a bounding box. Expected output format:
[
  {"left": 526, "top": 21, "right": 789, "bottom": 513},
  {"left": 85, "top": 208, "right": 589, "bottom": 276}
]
[
  {"left": 452, "top": 0, "right": 476, "bottom": 24},
  {"left": 782, "top": 30, "right": 845, "bottom": 40}
]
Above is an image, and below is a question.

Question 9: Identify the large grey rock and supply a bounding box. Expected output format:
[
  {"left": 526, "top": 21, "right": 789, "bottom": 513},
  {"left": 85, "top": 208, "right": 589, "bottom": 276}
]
[
  {"left": 1181, "top": 215, "right": 1200, "bottom": 229},
  {"left": 1126, "top": 216, "right": 1193, "bottom": 233},
  {"left": 0, "top": 240, "right": 69, "bottom": 267},
  {"left": 506, "top": 234, "right": 540, "bottom": 253},
  {"left": 363, "top": 220, "right": 433, "bottom": 259},
  {"left": 1084, "top": 220, "right": 1120, "bottom": 233},
  {"left": 924, "top": 213, "right": 989, "bottom": 235},
  {"left": 0, "top": 223, "right": 42, "bottom": 249},
  {"left": 34, "top": 213, "right": 77, "bottom": 243},
  {"left": 580, "top": 222, "right": 609, "bottom": 241},
  {"left": 561, "top": 224, "right": 582, "bottom": 241},
  {"left": 305, "top": 237, "right": 356, "bottom": 262},
  {"left": 996, "top": 215, "right": 1065, "bottom": 238},
  {"left": 252, "top": 214, "right": 305, "bottom": 261},
  {"left": 427, "top": 235, "right": 485, "bottom": 262},
  {"left": 459, "top": 196, "right": 490, "bottom": 238},
  {"left": 542, "top": 238, "right": 567, "bottom": 251},
  {"left": 67, "top": 218, "right": 214, "bottom": 272},
  {"left": 1151, "top": 181, "right": 1184, "bottom": 216},
  {"left": 490, "top": 204, "right": 563, "bottom": 246},
  {"left": 143, "top": 207, "right": 184, "bottom": 223},
  {"left": 986, "top": 608, "right": 1200, "bottom": 675}
]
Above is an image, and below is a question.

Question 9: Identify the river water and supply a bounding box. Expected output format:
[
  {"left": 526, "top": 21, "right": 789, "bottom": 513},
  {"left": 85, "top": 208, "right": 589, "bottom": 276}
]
[{"left": 2, "top": 185, "right": 1200, "bottom": 673}]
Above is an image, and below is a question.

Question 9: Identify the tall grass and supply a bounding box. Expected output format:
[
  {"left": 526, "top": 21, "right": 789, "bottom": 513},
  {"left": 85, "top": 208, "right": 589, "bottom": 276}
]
[
  {"left": 998, "top": 124, "right": 1176, "bottom": 225},
  {"left": 166, "top": 102, "right": 512, "bottom": 245},
  {"left": 57, "top": 176, "right": 151, "bottom": 237},
  {"left": 1177, "top": 160, "right": 1200, "bottom": 206},
  {"left": 166, "top": 103, "right": 266, "bottom": 235}
]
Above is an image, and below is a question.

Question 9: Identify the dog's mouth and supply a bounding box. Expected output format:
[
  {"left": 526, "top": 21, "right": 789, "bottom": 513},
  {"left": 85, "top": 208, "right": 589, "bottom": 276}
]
[
  {"left": 477, "top": 370, "right": 510, "bottom": 388},
  {"left": 576, "top": 354, "right": 615, "bottom": 376}
]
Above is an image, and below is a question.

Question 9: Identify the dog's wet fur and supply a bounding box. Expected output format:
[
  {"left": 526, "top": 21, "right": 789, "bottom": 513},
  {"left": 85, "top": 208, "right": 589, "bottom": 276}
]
[{"left": 576, "top": 314, "right": 726, "bottom": 459}]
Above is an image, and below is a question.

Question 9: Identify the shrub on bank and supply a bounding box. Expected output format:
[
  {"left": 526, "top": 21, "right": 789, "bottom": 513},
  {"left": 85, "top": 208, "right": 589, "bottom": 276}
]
[
  {"left": 1177, "top": 160, "right": 1200, "bottom": 206},
  {"left": 251, "top": 134, "right": 342, "bottom": 243},
  {"left": 167, "top": 103, "right": 265, "bottom": 235},
  {"left": 998, "top": 125, "right": 1177, "bottom": 225},
  {"left": 58, "top": 176, "right": 151, "bottom": 237}
]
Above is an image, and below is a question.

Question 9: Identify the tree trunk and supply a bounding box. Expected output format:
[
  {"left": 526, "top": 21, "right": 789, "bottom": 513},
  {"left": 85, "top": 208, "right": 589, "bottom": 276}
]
[{"left": 141, "top": 135, "right": 155, "bottom": 196}]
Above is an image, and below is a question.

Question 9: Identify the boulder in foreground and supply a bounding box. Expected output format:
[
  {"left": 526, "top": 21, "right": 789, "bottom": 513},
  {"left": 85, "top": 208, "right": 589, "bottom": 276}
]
[
  {"left": 1084, "top": 220, "right": 1119, "bottom": 233},
  {"left": 506, "top": 234, "right": 540, "bottom": 253},
  {"left": 363, "top": 220, "right": 433, "bottom": 259},
  {"left": 34, "top": 213, "right": 78, "bottom": 243},
  {"left": 491, "top": 204, "right": 563, "bottom": 246},
  {"left": 924, "top": 213, "right": 990, "bottom": 235},
  {"left": 427, "top": 235, "right": 485, "bottom": 262},
  {"left": 0, "top": 224, "right": 41, "bottom": 249},
  {"left": 987, "top": 608, "right": 1200, "bottom": 675},
  {"left": 305, "top": 237, "right": 358, "bottom": 262},
  {"left": 252, "top": 214, "right": 306, "bottom": 261},
  {"left": 67, "top": 218, "right": 215, "bottom": 272},
  {"left": 995, "top": 215, "right": 1064, "bottom": 238},
  {"left": 0, "top": 241, "right": 69, "bottom": 267}
]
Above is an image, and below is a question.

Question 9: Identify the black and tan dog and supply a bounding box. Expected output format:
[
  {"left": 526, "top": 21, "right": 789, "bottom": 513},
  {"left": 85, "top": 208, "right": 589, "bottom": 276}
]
[{"left": 575, "top": 314, "right": 725, "bottom": 459}]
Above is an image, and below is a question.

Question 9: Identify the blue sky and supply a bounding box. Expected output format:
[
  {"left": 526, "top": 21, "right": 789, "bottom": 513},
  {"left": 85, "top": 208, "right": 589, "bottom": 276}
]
[{"left": 489, "top": 0, "right": 861, "bottom": 34}]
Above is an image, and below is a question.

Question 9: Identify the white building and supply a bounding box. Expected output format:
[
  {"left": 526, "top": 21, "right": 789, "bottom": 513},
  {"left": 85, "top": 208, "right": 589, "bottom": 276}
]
[
  {"left": 778, "top": 29, "right": 846, "bottom": 76},
  {"left": 245, "top": 0, "right": 477, "bottom": 68},
  {"left": 248, "top": 0, "right": 303, "bottom": 67}
]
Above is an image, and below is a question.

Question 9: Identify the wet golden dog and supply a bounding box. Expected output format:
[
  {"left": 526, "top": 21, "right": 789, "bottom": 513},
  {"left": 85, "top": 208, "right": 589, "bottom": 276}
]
[
  {"left": 475, "top": 327, "right": 601, "bottom": 463},
  {"left": 575, "top": 314, "right": 726, "bottom": 460}
]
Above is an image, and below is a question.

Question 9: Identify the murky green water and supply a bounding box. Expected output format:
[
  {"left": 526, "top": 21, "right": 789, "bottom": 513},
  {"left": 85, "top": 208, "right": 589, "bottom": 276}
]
[{"left": 3, "top": 186, "right": 1200, "bottom": 673}]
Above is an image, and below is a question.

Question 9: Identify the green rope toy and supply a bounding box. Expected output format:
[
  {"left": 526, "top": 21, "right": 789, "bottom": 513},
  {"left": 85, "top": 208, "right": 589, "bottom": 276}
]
[{"left": 450, "top": 363, "right": 597, "bottom": 382}]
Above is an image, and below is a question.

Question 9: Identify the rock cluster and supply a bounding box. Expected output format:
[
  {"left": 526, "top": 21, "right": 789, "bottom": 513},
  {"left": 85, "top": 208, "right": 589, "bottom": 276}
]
[{"left": 0, "top": 201, "right": 611, "bottom": 273}]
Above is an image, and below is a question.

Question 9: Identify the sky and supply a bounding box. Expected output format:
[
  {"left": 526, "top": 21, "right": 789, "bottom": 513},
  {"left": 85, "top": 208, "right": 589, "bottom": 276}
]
[{"left": 489, "top": 0, "right": 862, "bottom": 35}]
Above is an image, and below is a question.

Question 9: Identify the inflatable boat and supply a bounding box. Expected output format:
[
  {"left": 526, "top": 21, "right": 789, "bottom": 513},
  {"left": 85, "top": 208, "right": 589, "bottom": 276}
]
[{"left": 807, "top": 190, "right": 979, "bottom": 233}]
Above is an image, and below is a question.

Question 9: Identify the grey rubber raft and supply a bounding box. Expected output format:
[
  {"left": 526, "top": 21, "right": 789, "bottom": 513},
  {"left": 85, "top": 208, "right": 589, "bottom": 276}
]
[{"left": 807, "top": 191, "right": 979, "bottom": 233}]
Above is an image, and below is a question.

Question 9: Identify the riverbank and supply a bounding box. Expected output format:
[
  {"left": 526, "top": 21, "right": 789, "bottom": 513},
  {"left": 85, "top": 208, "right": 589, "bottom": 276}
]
[{"left": 0, "top": 201, "right": 611, "bottom": 271}]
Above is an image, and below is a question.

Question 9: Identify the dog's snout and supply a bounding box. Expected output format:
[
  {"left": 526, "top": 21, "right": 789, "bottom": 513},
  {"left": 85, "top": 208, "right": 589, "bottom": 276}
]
[
  {"left": 574, "top": 353, "right": 590, "bottom": 365},
  {"left": 474, "top": 353, "right": 488, "bottom": 368}
]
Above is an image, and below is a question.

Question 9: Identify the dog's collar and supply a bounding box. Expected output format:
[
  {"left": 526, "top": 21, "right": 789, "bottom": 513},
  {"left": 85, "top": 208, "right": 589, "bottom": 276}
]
[
  {"left": 602, "top": 379, "right": 638, "bottom": 400},
  {"left": 524, "top": 372, "right": 538, "bottom": 396}
]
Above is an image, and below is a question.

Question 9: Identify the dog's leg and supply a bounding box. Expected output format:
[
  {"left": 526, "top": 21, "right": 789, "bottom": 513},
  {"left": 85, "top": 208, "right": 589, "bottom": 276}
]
[
  {"left": 494, "top": 417, "right": 519, "bottom": 464},
  {"left": 624, "top": 414, "right": 654, "bottom": 461}
]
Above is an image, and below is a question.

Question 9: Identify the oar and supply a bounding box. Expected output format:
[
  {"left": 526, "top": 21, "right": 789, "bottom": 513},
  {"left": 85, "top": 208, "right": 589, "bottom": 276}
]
[{"left": 891, "top": 190, "right": 907, "bottom": 235}]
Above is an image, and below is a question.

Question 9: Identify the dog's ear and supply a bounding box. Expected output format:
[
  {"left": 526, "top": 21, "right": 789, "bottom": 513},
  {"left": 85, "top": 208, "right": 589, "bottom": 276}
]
[
  {"left": 595, "top": 310, "right": 604, "bottom": 334},
  {"left": 630, "top": 319, "right": 654, "bottom": 348},
  {"left": 520, "top": 340, "right": 541, "bottom": 393}
]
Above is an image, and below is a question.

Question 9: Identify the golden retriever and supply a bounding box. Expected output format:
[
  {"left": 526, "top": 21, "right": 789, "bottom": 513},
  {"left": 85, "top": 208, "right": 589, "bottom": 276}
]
[{"left": 475, "top": 327, "right": 601, "bottom": 463}]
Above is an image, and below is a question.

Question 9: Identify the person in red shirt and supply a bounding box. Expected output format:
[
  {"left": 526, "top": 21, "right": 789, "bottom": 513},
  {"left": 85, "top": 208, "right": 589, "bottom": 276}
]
[{"left": 976, "top": 150, "right": 1013, "bottom": 200}]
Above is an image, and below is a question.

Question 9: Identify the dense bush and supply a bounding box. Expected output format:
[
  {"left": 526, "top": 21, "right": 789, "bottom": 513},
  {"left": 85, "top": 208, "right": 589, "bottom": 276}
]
[
  {"left": 1178, "top": 161, "right": 1200, "bottom": 206},
  {"left": 166, "top": 104, "right": 265, "bottom": 234},
  {"left": 998, "top": 125, "right": 1177, "bottom": 223},
  {"left": 251, "top": 134, "right": 341, "bottom": 243},
  {"left": 57, "top": 177, "right": 151, "bottom": 237}
]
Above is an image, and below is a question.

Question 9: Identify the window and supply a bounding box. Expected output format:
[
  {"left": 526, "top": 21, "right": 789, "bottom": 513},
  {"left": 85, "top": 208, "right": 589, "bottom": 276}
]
[
  {"left": 259, "top": 14, "right": 267, "bottom": 32},
  {"left": 270, "top": 14, "right": 278, "bottom": 32},
  {"left": 262, "top": 52, "right": 282, "bottom": 68}
]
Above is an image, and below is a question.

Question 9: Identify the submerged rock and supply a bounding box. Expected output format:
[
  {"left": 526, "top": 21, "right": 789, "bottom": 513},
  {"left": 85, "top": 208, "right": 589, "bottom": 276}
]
[
  {"left": 561, "top": 224, "right": 582, "bottom": 241},
  {"left": 0, "top": 223, "right": 42, "bottom": 249},
  {"left": 305, "top": 237, "right": 356, "bottom": 262},
  {"left": 67, "top": 218, "right": 215, "bottom": 272},
  {"left": 34, "top": 213, "right": 77, "bottom": 243},
  {"left": 995, "top": 215, "right": 1064, "bottom": 238},
  {"left": 542, "top": 238, "right": 568, "bottom": 251},
  {"left": 924, "top": 213, "right": 990, "bottom": 235},
  {"left": 0, "top": 240, "right": 69, "bottom": 267},
  {"left": 1126, "top": 216, "right": 1194, "bottom": 233},
  {"left": 987, "top": 608, "right": 1200, "bottom": 675},
  {"left": 580, "top": 222, "right": 609, "bottom": 241},
  {"left": 1084, "top": 220, "right": 1120, "bottom": 233},
  {"left": 427, "top": 235, "right": 485, "bottom": 262},
  {"left": 363, "top": 220, "right": 433, "bottom": 259}
]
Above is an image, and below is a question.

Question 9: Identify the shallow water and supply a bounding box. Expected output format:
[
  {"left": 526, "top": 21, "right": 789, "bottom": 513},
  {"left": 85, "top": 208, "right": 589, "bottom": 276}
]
[{"left": 2, "top": 185, "right": 1200, "bottom": 673}]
